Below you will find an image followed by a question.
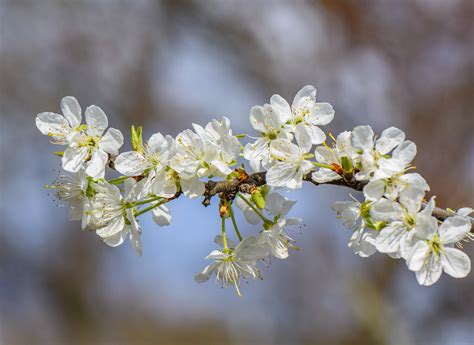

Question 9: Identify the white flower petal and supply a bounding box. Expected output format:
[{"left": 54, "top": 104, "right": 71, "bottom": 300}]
[
  {"left": 414, "top": 215, "right": 437, "bottom": 239},
  {"left": 100, "top": 128, "right": 123, "bottom": 155},
  {"left": 351, "top": 125, "right": 374, "bottom": 151},
  {"left": 363, "top": 180, "right": 385, "bottom": 201},
  {"left": 152, "top": 205, "right": 172, "bottom": 227},
  {"left": 97, "top": 216, "right": 125, "bottom": 238},
  {"left": 85, "top": 149, "right": 108, "bottom": 179},
  {"left": 60, "top": 96, "right": 82, "bottom": 128},
  {"left": 62, "top": 146, "right": 88, "bottom": 172},
  {"left": 438, "top": 216, "right": 471, "bottom": 244},
  {"left": 295, "top": 123, "right": 312, "bottom": 152},
  {"left": 270, "top": 94, "right": 292, "bottom": 123},
  {"left": 392, "top": 140, "right": 416, "bottom": 165},
  {"left": 307, "top": 102, "right": 334, "bottom": 126},
  {"left": 311, "top": 169, "right": 341, "bottom": 183},
  {"left": 399, "top": 187, "right": 424, "bottom": 215},
  {"left": 415, "top": 254, "right": 442, "bottom": 286},
  {"left": 441, "top": 247, "right": 471, "bottom": 278},
  {"left": 181, "top": 178, "right": 205, "bottom": 198},
  {"left": 304, "top": 123, "right": 326, "bottom": 145},
  {"left": 292, "top": 85, "right": 316, "bottom": 109},
  {"left": 85, "top": 105, "right": 108, "bottom": 137},
  {"left": 407, "top": 240, "right": 430, "bottom": 271},
  {"left": 114, "top": 151, "right": 148, "bottom": 176},
  {"left": 375, "top": 223, "right": 405, "bottom": 254},
  {"left": 370, "top": 199, "right": 402, "bottom": 222},
  {"left": 375, "top": 127, "right": 405, "bottom": 155},
  {"left": 36, "top": 112, "right": 70, "bottom": 138}
]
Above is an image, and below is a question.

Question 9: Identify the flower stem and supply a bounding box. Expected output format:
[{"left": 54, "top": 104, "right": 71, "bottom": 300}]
[
  {"left": 237, "top": 193, "right": 272, "bottom": 224},
  {"left": 108, "top": 176, "right": 129, "bottom": 185},
  {"left": 221, "top": 217, "right": 229, "bottom": 252},
  {"left": 312, "top": 162, "right": 334, "bottom": 170},
  {"left": 135, "top": 199, "right": 166, "bottom": 217},
  {"left": 133, "top": 195, "right": 162, "bottom": 207},
  {"left": 229, "top": 204, "right": 243, "bottom": 241}
]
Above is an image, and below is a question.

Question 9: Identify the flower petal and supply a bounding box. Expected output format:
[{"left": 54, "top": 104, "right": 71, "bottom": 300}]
[
  {"left": 36, "top": 112, "right": 70, "bottom": 139},
  {"left": 438, "top": 216, "right": 471, "bottom": 244},
  {"left": 415, "top": 254, "right": 442, "bottom": 286},
  {"left": 441, "top": 247, "right": 471, "bottom": 278},
  {"left": 375, "top": 127, "right": 405, "bottom": 155},
  {"left": 270, "top": 94, "right": 292, "bottom": 123},
  {"left": 351, "top": 125, "right": 374, "bottom": 151},
  {"left": 295, "top": 123, "right": 312, "bottom": 152},
  {"left": 62, "top": 146, "right": 88, "bottom": 172},
  {"left": 152, "top": 205, "right": 172, "bottom": 227},
  {"left": 181, "top": 178, "right": 205, "bottom": 198},
  {"left": 85, "top": 105, "right": 108, "bottom": 137},
  {"left": 406, "top": 240, "right": 430, "bottom": 271},
  {"left": 392, "top": 140, "right": 416, "bottom": 165},
  {"left": 114, "top": 151, "right": 148, "bottom": 176},
  {"left": 85, "top": 149, "right": 108, "bottom": 179},
  {"left": 60, "top": 96, "right": 82, "bottom": 128},
  {"left": 100, "top": 128, "right": 123, "bottom": 155},
  {"left": 363, "top": 180, "right": 385, "bottom": 201}
]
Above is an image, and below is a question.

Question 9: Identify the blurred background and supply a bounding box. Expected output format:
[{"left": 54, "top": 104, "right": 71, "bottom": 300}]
[{"left": 1, "top": 1, "right": 473, "bottom": 344}]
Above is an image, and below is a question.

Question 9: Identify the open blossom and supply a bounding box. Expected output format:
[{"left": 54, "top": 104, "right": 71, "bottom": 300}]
[
  {"left": 351, "top": 126, "right": 415, "bottom": 181},
  {"left": 115, "top": 133, "right": 178, "bottom": 197},
  {"left": 237, "top": 192, "right": 302, "bottom": 259},
  {"left": 50, "top": 169, "right": 91, "bottom": 230},
  {"left": 36, "top": 97, "right": 124, "bottom": 179},
  {"left": 171, "top": 118, "right": 239, "bottom": 197},
  {"left": 244, "top": 104, "right": 292, "bottom": 172},
  {"left": 312, "top": 131, "right": 357, "bottom": 183},
  {"left": 88, "top": 179, "right": 144, "bottom": 254},
  {"left": 407, "top": 216, "right": 471, "bottom": 286},
  {"left": 332, "top": 199, "right": 378, "bottom": 257},
  {"left": 370, "top": 188, "right": 435, "bottom": 258},
  {"left": 271, "top": 85, "right": 334, "bottom": 145},
  {"left": 363, "top": 172, "right": 429, "bottom": 201},
  {"left": 36, "top": 96, "right": 83, "bottom": 144},
  {"left": 89, "top": 179, "right": 171, "bottom": 255},
  {"left": 195, "top": 236, "right": 267, "bottom": 296},
  {"left": 266, "top": 123, "right": 314, "bottom": 189},
  {"left": 195, "top": 116, "right": 241, "bottom": 163}
]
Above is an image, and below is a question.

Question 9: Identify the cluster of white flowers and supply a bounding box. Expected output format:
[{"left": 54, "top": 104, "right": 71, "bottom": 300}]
[
  {"left": 330, "top": 127, "right": 473, "bottom": 286},
  {"left": 37, "top": 86, "right": 473, "bottom": 296}
]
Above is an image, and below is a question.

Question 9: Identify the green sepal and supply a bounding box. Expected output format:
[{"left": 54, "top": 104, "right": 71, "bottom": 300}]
[
  {"left": 131, "top": 125, "right": 144, "bottom": 153},
  {"left": 340, "top": 156, "right": 354, "bottom": 174},
  {"left": 251, "top": 188, "right": 266, "bottom": 209},
  {"left": 53, "top": 151, "right": 64, "bottom": 157}
]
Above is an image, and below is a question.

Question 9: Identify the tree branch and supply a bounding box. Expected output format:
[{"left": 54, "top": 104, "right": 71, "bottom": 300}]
[{"left": 201, "top": 170, "right": 473, "bottom": 230}]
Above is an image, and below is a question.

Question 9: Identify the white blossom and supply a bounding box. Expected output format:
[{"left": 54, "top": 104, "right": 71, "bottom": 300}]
[
  {"left": 266, "top": 124, "right": 314, "bottom": 189},
  {"left": 237, "top": 192, "right": 301, "bottom": 259},
  {"left": 195, "top": 236, "right": 267, "bottom": 296},
  {"left": 115, "top": 133, "right": 178, "bottom": 197},
  {"left": 312, "top": 131, "right": 357, "bottom": 183},
  {"left": 407, "top": 216, "right": 471, "bottom": 286},
  {"left": 244, "top": 104, "right": 292, "bottom": 172},
  {"left": 50, "top": 169, "right": 91, "bottom": 229},
  {"left": 370, "top": 188, "right": 434, "bottom": 258},
  {"left": 36, "top": 96, "right": 83, "bottom": 144},
  {"left": 271, "top": 85, "right": 334, "bottom": 145},
  {"left": 351, "top": 126, "right": 415, "bottom": 181},
  {"left": 89, "top": 179, "right": 144, "bottom": 254},
  {"left": 37, "top": 98, "right": 124, "bottom": 179},
  {"left": 332, "top": 199, "right": 378, "bottom": 257},
  {"left": 363, "top": 172, "right": 430, "bottom": 201}
]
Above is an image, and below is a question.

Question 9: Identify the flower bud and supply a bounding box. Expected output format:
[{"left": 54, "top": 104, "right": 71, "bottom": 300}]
[
  {"left": 219, "top": 200, "right": 230, "bottom": 218},
  {"left": 251, "top": 187, "right": 265, "bottom": 209}
]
